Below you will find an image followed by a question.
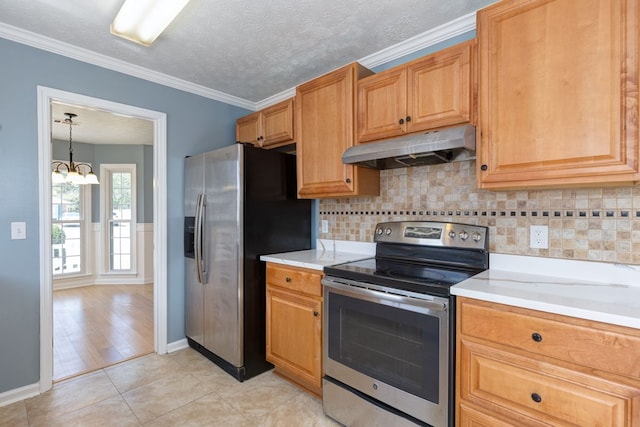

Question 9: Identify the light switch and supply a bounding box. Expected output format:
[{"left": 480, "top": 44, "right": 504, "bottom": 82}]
[{"left": 11, "top": 222, "right": 26, "bottom": 240}]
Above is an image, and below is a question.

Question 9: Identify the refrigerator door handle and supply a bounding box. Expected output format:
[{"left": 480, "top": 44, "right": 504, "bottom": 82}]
[{"left": 194, "top": 193, "right": 206, "bottom": 284}]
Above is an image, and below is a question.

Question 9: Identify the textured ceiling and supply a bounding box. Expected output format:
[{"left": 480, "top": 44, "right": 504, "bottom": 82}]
[
  {"left": 1, "top": 0, "right": 497, "bottom": 145},
  {"left": 0, "top": 0, "right": 496, "bottom": 103},
  {"left": 51, "top": 102, "right": 153, "bottom": 146}
]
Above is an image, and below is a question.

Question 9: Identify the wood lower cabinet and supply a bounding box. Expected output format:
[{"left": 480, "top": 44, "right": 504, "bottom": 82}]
[
  {"left": 295, "top": 62, "right": 380, "bottom": 198},
  {"left": 236, "top": 98, "right": 294, "bottom": 148},
  {"left": 476, "top": 0, "right": 640, "bottom": 189},
  {"left": 456, "top": 297, "right": 640, "bottom": 426},
  {"left": 265, "top": 263, "right": 323, "bottom": 396},
  {"left": 357, "top": 40, "right": 475, "bottom": 143}
]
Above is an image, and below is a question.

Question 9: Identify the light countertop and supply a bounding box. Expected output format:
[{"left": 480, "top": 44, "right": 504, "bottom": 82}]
[
  {"left": 263, "top": 243, "right": 640, "bottom": 329},
  {"left": 451, "top": 253, "right": 640, "bottom": 329},
  {"left": 260, "top": 239, "right": 375, "bottom": 271}
]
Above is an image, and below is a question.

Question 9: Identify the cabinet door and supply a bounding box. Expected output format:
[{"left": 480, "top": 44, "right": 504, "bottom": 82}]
[
  {"left": 262, "top": 98, "right": 294, "bottom": 148},
  {"left": 295, "top": 62, "right": 379, "bottom": 198},
  {"left": 236, "top": 111, "right": 260, "bottom": 145},
  {"left": 357, "top": 67, "right": 407, "bottom": 142},
  {"left": 477, "top": 0, "right": 640, "bottom": 189},
  {"left": 266, "top": 286, "right": 322, "bottom": 388},
  {"left": 407, "top": 40, "right": 474, "bottom": 133}
]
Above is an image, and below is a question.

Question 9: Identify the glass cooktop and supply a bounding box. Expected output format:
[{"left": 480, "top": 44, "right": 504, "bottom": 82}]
[{"left": 324, "top": 257, "right": 480, "bottom": 297}]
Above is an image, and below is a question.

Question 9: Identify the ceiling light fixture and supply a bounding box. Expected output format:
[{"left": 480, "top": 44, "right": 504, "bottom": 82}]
[
  {"left": 52, "top": 113, "right": 99, "bottom": 185},
  {"left": 110, "top": 0, "right": 191, "bottom": 47}
]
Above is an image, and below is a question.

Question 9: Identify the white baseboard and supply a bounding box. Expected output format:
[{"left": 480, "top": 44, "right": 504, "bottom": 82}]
[
  {"left": 0, "top": 382, "right": 40, "bottom": 408},
  {"left": 166, "top": 338, "right": 189, "bottom": 353}
]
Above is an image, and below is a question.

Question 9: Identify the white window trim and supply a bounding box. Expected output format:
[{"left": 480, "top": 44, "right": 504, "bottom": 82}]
[{"left": 100, "top": 163, "right": 137, "bottom": 275}]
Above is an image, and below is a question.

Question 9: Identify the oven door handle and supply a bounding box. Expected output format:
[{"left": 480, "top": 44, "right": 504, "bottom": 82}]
[{"left": 322, "top": 277, "right": 448, "bottom": 312}]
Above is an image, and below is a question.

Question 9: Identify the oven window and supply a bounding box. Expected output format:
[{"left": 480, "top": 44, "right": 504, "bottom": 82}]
[{"left": 327, "top": 292, "right": 440, "bottom": 403}]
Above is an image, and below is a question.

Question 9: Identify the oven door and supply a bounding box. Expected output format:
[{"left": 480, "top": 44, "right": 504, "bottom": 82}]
[{"left": 322, "top": 276, "right": 449, "bottom": 426}]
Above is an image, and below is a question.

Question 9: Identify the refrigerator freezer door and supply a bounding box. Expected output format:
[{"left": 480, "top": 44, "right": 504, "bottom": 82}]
[
  {"left": 184, "top": 154, "right": 204, "bottom": 217},
  {"left": 185, "top": 257, "right": 204, "bottom": 345},
  {"left": 185, "top": 153, "right": 205, "bottom": 345},
  {"left": 203, "top": 145, "right": 243, "bottom": 367}
]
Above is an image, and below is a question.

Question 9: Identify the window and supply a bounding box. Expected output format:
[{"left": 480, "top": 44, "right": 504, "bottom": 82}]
[
  {"left": 51, "top": 181, "right": 86, "bottom": 276},
  {"left": 102, "top": 165, "right": 137, "bottom": 272}
]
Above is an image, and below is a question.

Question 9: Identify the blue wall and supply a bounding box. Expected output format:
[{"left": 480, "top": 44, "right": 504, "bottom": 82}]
[{"left": 0, "top": 37, "right": 250, "bottom": 394}]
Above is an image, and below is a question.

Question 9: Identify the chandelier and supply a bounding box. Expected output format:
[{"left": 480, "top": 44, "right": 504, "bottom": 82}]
[{"left": 51, "top": 113, "right": 99, "bottom": 185}]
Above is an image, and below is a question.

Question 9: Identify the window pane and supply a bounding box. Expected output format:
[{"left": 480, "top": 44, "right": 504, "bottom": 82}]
[
  {"left": 52, "top": 182, "right": 81, "bottom": 221},
  {"left": 109, "top": 170, "right": 133, "bottom": 271},
  {"left": 52, "top": 222, "right": 82, "bottom": 276},
  {"left": 51, "top": 176, "right": 84, "bottom": 277}
]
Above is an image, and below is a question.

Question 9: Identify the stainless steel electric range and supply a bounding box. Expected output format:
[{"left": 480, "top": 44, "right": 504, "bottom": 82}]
[{"left": 322, "top": 221, "right": 489, "bottom": 427}]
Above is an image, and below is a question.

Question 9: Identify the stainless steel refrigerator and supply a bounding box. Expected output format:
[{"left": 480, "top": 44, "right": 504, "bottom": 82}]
[{"left": 184, "top": 143, "right": 312, "bottom": 381}]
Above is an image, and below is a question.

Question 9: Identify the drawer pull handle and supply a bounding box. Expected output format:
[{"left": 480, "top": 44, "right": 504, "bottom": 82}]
[
  {"left": 313, "top": 311, "right": 319, "bottom": 317},
  {"left": 531, "top": 333, "right": 542, "bottom": 342},
  {"left": 531, "top": 393, "right": 542, "bottom": 403},
  {"left": 285, "top": 277, "right": 292, "bottom": 283}
]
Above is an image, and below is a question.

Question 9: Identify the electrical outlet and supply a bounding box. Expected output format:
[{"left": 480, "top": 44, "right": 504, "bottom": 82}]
[
  {"left": 530, "top": 225, "right": 548, "bottom": 249},
  {"left": 321, "top": 220, "right": 329, "bottom": 233}
]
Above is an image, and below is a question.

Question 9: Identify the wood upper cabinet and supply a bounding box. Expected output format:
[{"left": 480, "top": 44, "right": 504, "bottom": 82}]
[
  {"left": 295, "top": 62, "right": 380, "bottom": 198},
  {"left": 236, "top": 111, "right": 260, "bottom": 146},
  {"left": 357, "top": 40, "right": 475, "bottom": 143},
  {"left": 265, "top": 263, "right": 323, "bottom": 397},
  {"left": 236, "top": 98, "right": 294, "bottom": 148},
  {"left": 477, "top": 0, "right": 640, "bottom": 189},
  {"left": 456, "top": 297, "right": 640, "bottom": 426}
]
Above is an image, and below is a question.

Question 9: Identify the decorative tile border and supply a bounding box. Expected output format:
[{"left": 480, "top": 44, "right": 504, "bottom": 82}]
[{"left": 319, "top": 209, "right": 640, "bottom": 219}]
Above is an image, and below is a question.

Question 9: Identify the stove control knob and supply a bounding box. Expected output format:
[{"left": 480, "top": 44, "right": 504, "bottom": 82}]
[
  {"left": 459, "top": 230, "right": 469, "bottom": 241},
  {"left": 472, "top": 231, "right": 482, "bottom": 242},
  {"left": 385, "top": 227, "right": 392, "bottom": 235},
  {"left": 448, "top": 230, "right": 456, "bottom": 239},
  {"left": 376, "top": 227, "right": 383, "bottom": 235}
]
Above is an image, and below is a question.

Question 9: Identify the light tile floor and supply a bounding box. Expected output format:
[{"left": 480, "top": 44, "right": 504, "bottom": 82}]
[{"left": 1, "top": 347, "right": 340, "bottom": 426}]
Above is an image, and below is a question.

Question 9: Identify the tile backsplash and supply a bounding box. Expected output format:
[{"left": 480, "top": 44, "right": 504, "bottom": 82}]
[{"left": 318, "top": 160, "right": 640, "bottom": 265}]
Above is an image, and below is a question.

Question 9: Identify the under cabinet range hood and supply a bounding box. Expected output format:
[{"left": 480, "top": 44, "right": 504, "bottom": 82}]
[{"left": 342, "top": 124, "right": 476, "bottom": 169}]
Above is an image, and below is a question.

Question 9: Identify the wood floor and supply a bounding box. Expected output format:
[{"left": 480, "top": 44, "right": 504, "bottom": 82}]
[{"left": 53, "top": 284, "right": 154, "bottom": 382}]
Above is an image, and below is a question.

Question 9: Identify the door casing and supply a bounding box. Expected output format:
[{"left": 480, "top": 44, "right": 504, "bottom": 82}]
[{"left": 37, "top": 86, "right": 168, "bottom": 393}]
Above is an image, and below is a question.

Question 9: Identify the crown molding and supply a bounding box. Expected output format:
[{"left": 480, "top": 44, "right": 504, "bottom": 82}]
[
  {"left": 358, "top": 11, "right": 476, "bottom": 69},
  {"left": 254, "top": 87, "right": 296, "bottom": 110},
  {"left": 0, "top": 22, "right": 255, "bottom": 110},
  {"left": 1, "top": 10, "right": 477, "bottom": 112}
]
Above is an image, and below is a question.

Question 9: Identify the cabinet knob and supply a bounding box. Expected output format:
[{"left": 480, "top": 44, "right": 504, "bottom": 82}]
[
  {"left": 313, "top": 311, "right": 319, "bottom": 317},
  {"left": 531, "top": 332, "right": 542, "bottom": 342},
  {"left": 285, "top": 277, "right": 291, "bottom": 283},
  {"left": 406, "top": 116, "right": 411, "bottom": 122},
  {"left": 531, "top": 393, "right": 542, "bottom": 403},
  {"left": 480, "top": 164, "right": 488, "bottom": 171},
  {"left": 345, "top": 178, "right": 351, "bottom": 184},
  {"left": 399, "top": 118, "right": 405, "bottom": 125}
]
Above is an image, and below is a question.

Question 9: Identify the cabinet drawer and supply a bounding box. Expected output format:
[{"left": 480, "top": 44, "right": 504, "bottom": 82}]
[
  {"left": 266, "top": 263, "right": 322, "bottom": 297},
  {"left": 458, "top": 298, "right": 640, "bottom": 378},
  {"left": 459, "top": 340, "right": 638, "bottom": 426},
  {"left": 458, "top": 402, "right": 530, "bottom": 427}
]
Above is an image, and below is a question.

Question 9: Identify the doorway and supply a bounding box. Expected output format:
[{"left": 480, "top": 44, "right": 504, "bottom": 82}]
[{"left": 37, "top": 86, "right": 168, "bottom": 393}]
